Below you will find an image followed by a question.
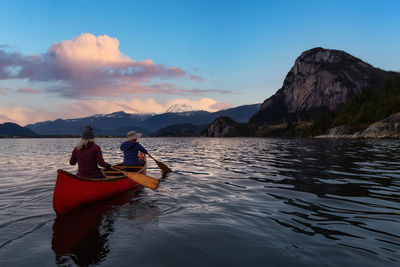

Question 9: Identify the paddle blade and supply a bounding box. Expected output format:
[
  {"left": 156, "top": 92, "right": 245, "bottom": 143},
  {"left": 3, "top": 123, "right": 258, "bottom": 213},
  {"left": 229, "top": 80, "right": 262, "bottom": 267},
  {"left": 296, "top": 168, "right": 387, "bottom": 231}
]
[
  {"left": 122, "top": 170, "right": 160, "bottom": 190},
  {"left": 155, "top": 160, "right": 172, "bottom": 174},
  {"left": 148, "top": 154, "right": 172, "bottom": 174}
]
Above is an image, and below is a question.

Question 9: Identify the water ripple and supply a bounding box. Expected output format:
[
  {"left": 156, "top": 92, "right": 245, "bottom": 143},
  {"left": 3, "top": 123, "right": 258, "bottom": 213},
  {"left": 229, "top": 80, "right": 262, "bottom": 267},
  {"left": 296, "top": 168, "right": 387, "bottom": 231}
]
[{"left": 0, "top": 138, "right": 400, "bottom": 265}]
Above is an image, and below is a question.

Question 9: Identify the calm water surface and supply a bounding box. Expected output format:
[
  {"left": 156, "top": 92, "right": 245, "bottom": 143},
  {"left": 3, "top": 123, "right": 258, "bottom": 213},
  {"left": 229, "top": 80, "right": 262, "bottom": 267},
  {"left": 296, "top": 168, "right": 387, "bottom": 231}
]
[{"left": 0, "top": 138, "right": 399, "bottom": 266}]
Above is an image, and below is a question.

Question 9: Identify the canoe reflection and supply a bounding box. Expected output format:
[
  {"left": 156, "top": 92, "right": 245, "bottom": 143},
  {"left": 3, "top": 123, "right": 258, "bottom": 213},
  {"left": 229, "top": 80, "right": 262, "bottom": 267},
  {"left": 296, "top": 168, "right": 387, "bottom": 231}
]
[{"left": 51, "top": 188, "right": 157, "bottom": 266}]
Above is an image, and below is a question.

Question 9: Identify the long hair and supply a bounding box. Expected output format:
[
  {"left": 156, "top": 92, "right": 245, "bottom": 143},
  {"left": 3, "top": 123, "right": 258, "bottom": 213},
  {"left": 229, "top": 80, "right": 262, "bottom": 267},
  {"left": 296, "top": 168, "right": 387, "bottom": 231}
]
[{"left": 76, "top": 139, "right": 95, "bottom": 150}]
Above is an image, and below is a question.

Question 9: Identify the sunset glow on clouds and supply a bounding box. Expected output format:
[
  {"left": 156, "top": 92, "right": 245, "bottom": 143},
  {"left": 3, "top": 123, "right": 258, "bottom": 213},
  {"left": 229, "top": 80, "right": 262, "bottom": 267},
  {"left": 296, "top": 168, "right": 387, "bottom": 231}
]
[
  {"left": 0, "top": 106, "right": 50, "bottom": 125},
  {"left": 17, "top": 87, "right": 41, "bottom": 94},
  {"left": 61, "top": 97, "right": 232, "bottom": 117},
  {"left": 0, "top": 33, "right": 214, "bottom": 99},
  {"left": 0, "top": 33, "right": 234, "bottom": 125},
  {"left": 0, "top": 86, "right": 10, "bottom": 95}
]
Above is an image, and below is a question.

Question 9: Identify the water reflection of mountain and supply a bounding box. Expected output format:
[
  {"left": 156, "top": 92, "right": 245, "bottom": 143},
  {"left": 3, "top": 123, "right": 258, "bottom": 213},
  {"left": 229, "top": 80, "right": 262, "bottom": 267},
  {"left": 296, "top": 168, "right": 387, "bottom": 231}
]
[{"left": 51, "top": 190, "right": 160, "bottom": 266}]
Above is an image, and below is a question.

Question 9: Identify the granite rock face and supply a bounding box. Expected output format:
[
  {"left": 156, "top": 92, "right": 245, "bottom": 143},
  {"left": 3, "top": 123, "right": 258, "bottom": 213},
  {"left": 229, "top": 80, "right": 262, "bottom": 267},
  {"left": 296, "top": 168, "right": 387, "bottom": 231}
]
[
  {"left": 250, "top": 47, "right": 392, "bottom": 125},
  {"left": 358, "top": 112, "right": 400, "bottom": 138},
  {"left": 321, "top": 125, "right": 353, "bottom": 138},
  {"left": 316, "top": 112, "right": 400, "bottom": 139},
  {"left": 206, "top": 117, "right": 238, "bottom": 137}
]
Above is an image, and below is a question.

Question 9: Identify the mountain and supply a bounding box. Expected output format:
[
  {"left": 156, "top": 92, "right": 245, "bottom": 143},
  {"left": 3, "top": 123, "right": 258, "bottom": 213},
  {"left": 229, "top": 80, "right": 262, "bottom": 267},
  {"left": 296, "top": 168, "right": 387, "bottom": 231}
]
[
  {"left": 26, "top": 104, "right": 260, "bottom": 136},
  {"left": 205, "top": 47, "right": 400, "bottom": 138},
  {"left": 213, "top": 104, "right": 261, "bottom": 122},
  {"left": 141, "top": 104, "right": 260, "bottom": 132},
  {"left": 205, "top": 117, "right": 239, "bottom": 137},
  {"left": 26, "top": 111, "right": 153, "bottom": 136},
  {"left": 311, "top": 75, "right": 400, "bottom": 136},
  {"left": 249, "top": 47, "right": 396, "bottom": 126},
  {"left": 0, "top": 122, "right": 37, "bottom": 136},
  {"left": 166, "top": 104, "right": 193, "bottom": 113}
]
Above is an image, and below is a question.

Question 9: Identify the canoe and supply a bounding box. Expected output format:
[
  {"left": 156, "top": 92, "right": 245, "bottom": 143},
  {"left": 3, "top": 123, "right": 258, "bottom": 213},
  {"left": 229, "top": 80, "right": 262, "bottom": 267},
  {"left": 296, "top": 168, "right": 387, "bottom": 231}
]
[{"left": 53, "top": 163, "right": 146, "bottom": 215}]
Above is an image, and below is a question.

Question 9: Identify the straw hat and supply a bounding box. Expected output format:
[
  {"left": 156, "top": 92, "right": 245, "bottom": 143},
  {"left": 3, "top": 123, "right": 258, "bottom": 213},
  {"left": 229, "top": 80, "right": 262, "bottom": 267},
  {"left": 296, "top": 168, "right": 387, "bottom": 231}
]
[{"left": 126, "top": 130, "right": 142, "bottom": 141}]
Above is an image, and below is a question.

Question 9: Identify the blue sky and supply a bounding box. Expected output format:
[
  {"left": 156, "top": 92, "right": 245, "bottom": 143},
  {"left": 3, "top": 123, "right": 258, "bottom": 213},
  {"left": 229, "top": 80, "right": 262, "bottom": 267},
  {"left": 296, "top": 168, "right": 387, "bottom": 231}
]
[{"left": 0, "top": 0, "right": 399, "bottom": 125}]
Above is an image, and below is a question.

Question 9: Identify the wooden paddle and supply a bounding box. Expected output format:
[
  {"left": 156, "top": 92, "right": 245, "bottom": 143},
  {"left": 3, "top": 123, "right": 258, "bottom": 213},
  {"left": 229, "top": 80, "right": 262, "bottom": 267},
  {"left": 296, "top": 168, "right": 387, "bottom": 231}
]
[
  {"left": 148, "top": 154, "right": 172, "bottom": 174},
  {"left": 111, "top": 167, "right": 159, "bottom": 190}
]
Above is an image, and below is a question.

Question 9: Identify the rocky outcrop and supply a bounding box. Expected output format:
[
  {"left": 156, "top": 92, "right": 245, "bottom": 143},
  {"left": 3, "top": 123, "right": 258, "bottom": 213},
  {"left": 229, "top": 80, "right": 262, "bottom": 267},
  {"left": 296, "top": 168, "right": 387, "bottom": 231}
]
[
  {"left": 250, "top": 47, "right": 394, "bottom": 125},
  {"left": 316, "top": 112, "right": 400, "bottom": 139},
  {"left": 317, "top": 125, "right": 353, "bottom": 138},
  {"left": 206, "top": 117, "right": 238, "bottom": 137},
  {"left": 359, "top": 113, "right": 400, "bottom": 138}
]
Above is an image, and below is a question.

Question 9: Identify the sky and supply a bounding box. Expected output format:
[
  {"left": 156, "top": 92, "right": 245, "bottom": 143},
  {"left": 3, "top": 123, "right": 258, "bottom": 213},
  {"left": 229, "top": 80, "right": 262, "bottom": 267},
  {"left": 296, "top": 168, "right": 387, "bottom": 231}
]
[{"left": 0, "top": 0, "right": 399, "bottom": 126}]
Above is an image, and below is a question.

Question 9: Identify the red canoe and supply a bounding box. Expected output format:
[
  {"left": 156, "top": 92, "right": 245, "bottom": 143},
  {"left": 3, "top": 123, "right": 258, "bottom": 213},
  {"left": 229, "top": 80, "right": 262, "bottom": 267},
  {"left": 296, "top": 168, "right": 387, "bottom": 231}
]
[{"left": 53, "top": 164, "right": 145, "bottom": 215}]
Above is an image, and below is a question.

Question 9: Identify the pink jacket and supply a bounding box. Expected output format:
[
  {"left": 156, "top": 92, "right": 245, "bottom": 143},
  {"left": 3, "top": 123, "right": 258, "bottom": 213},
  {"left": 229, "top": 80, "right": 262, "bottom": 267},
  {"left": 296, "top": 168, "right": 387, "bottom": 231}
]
[{"left": 70, "top": 142, "right": 111, "bottom": 178}]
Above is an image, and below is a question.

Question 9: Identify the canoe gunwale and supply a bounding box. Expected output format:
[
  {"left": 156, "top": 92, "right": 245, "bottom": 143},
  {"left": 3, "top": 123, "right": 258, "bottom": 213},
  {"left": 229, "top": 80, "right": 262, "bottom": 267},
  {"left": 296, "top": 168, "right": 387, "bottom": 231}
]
[
  {"left": 56, "top": 169, "right": 127, "bottom": 182},
  {"left": 57, "top": 161, "right": 147, "bottom": 182}
]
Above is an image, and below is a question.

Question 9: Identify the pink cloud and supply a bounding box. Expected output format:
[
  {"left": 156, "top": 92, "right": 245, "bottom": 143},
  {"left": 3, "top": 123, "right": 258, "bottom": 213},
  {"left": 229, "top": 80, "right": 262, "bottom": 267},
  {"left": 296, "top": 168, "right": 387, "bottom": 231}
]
[
  {"left": 47, "top": 82, "right": 231, "bottom": 98},
  {"left": 189, "top": 74, "right": 203, "bottom": 81},
  {"left": 0, "top": 106, "right": 52, "bottom": 125},
  {"left": 17, "top": 87, "right": 41, "bottom": 94},
  {"left": 58, "top": 97, "right": 230, "bottom": 117},
  {"left": 0, "top": 86, "right": 10, "bottom": 95},
  {"left": 49, "top": 33, "right": 131, "bottom": 65},
  {"left": 0, "top": 33, "right": 213, "bottom": 98},
  {"left": 0, "top": 114, "right": 12, "bottom": 122},
  {"left": 209, "top": 102, "right": 234, "bottom": 110}
]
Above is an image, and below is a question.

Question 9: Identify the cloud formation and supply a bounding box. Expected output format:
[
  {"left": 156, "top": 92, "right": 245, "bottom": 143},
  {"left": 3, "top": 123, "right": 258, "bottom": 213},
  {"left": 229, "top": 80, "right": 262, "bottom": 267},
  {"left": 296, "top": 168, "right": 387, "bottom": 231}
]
[
  {"left": 17, "top": 87, "right": 41, "bottom": 94},
  {"left": 0, "top": 33, "right": 213, "bottom": 98},
  {"left": 0, "top": 86, "right": 10, "bottom": 95},
  {"left": 0, "top": 106, "right": 52, "bottom": 125},
  {"left": 60, "top": 97, "right": 230, "bottom": 118}
]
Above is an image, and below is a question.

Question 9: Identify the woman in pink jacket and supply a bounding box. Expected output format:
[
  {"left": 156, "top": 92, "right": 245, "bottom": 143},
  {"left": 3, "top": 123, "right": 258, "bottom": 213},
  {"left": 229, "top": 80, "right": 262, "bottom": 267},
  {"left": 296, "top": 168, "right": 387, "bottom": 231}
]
[{"left": 70, "top": 126, "right": 111, "bottom": 178}]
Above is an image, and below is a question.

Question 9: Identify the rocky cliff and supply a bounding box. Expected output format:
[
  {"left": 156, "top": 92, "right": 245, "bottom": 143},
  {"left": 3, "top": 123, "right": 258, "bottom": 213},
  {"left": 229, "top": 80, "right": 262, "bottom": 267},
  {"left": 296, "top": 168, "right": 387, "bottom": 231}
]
[
  {"left": 206, "top": 117, "right": 239, "bottom": 137},
  {"left": 316, "top": 112, "right": 400, "bottom": 139},
  {"left": 359, "top": 113, "right": 400, "bottom": 138},
  {"left": 250, "top": 47, "right": 393, "bottom": 125}
]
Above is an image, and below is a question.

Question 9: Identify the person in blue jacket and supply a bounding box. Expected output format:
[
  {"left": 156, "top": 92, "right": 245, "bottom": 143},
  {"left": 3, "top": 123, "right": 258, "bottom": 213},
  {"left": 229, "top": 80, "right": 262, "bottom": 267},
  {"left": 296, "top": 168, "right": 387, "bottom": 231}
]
[{"left": 120, "top": 130, "right": 148, "bottom": 166}]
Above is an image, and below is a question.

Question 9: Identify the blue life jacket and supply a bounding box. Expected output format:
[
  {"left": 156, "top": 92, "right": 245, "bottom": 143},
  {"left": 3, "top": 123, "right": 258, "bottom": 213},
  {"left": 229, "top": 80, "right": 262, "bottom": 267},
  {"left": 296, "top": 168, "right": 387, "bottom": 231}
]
[{"left": 120, "top": 141, "right": 148, "bottom": 166}]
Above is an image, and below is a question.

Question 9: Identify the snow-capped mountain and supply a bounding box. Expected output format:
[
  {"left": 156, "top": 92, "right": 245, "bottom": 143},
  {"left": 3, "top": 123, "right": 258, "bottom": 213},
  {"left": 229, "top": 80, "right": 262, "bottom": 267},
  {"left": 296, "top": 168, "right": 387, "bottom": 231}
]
[
  {"left": 165, "top": 104, "right": 194, "bottom": 113},
  {"left": 26, "top": 104, "right": 260, "bottom": 136},
  {"left": 91, "top": 111, "right": 154, "bottom": 121}
]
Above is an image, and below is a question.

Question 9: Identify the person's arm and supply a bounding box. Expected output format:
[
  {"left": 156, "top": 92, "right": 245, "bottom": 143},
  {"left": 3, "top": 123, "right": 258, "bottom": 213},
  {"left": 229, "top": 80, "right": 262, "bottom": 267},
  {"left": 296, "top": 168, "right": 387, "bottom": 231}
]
[
  {"left": 137, "top": 143, "right": 148, "bottom": 155},
  {"left": 96, "top": 147, "right": 111, "bottom": 168},
  {"left": 69, "top": 148, "right": 77, "bottom": 165}
]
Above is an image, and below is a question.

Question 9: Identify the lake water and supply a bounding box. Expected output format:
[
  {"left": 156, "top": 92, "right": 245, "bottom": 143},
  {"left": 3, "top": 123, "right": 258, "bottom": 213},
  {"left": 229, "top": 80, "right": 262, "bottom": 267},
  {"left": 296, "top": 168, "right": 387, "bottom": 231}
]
[{"left": 0, "top": 138, "right": 399, "bottom": 266}]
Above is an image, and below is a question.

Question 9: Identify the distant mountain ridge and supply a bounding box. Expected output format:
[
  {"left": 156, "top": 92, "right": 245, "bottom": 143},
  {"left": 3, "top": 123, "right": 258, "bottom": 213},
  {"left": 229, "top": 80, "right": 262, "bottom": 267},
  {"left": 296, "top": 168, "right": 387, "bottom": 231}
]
[
  {"left": 26, "top": 104, "right": 260, "bottom": 136},
  {"left": 0, "top": 122, "right": 37, "bottom": 136}
]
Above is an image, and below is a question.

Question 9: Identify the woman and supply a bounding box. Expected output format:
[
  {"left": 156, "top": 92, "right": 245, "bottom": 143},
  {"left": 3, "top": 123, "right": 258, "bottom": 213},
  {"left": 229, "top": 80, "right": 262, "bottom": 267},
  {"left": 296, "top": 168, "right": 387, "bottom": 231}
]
[
  {"left": 70, "top": 126, "right": 111, "bottom": 178},
  {"left": 120, "top": 130, "right": 148, "bottom": 167}
]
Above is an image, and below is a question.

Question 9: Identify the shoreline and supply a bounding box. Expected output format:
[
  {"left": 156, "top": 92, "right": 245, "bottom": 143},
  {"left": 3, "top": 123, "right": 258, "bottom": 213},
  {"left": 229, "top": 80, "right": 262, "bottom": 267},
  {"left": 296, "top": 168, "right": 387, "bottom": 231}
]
[{"left": 1, "top": 135, "right": 400, "bottom": 139}]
